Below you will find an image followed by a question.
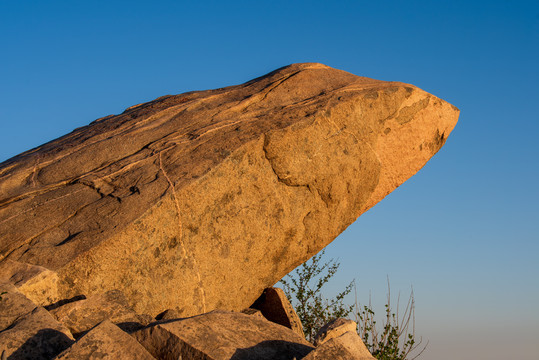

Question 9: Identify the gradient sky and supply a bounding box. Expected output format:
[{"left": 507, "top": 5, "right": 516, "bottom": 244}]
[{"left": 1, "top": 1, "right": 538, "bottom": 359}]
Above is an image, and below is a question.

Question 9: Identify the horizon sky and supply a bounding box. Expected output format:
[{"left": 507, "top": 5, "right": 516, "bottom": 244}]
[{"left": 1, "top": 1, "right": 538, "bottom": 359}]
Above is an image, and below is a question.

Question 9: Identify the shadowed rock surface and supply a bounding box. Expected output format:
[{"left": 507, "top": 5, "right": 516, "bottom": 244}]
[{"left": 0, "top": 63, "right": 459, "bottom": 317}]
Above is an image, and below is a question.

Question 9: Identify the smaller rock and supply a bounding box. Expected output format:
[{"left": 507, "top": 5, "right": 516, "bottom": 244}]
[
  {"left": 240, "top": 308, "right": 265, "bottom": 319},
  {"left": 313, "top": 318, "right": 357, "bottom": 346},
  {"left": 250, "top": 287, "right": 304, "bottom": 336},
  {"left": 155, "top": 308, "right": 182, "bottom": 321},
  {"left": 0, "top": 306, "right": 74, "bottom": 360},
  {"left": 0, "top": 259, "right": 59, "bottom": 306},
  {"left": 0, "top": 283, "right": 37, "bottom": 331},
  {"left": 134, "top": 310, "right": 314, "bottom": 360},
  {"left": 49, "top": 290, "right": 151, "bottom": 337},
  {"left": 53, "top": 320, "right": 156, "bottom": 360},
  {"left": 304, "top": 331, "right": 375, "bottom": 360}
]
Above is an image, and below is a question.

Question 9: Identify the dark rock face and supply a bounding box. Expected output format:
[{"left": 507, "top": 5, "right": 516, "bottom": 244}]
[
  {"left": 251, "top": 287, "right": 304, "bottom": 336},
  {"left": 0, "top": 63, "right": 459, "bottom": 317}
]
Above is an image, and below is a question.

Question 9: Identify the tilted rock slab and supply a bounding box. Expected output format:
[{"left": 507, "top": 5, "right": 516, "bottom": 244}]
[
  {"left": 0, "top": 283, "right": 37, "bottom": 331},
  {"left": 47, "top": 290, "right": 152, "bottom": 337},
  {"left": 133, "top": 310, "right": 314, "bottom": 360},
  {"left": 0, "top": 306, "right": 74, "bottom": 360},
  {"left": 0, "top": 63, "right": 459, "bottom": 316},
  {"left": 53, "top": 320, "right": 155, "bottom": 360}
]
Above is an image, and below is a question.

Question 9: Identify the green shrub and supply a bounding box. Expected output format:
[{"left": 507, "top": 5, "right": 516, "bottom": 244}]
[
  {"left": 355, "top": 281, "right": 427, "bottom": 360},
  {"left": 280, "top": 251, "right": 427, "bottom": 359},
  {"left": 280, "top": 250, "right": 354, "bottom": 341}
]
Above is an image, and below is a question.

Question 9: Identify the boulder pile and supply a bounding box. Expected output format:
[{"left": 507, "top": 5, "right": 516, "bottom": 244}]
[
  {"left": 1, "top": 284, "right": 375, "bottom": 359},
  {"left": 0, "top": 63, "right": 459, "bottom": 358}
]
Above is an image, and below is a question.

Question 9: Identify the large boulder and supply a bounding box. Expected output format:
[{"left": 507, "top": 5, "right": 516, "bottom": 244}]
[{"left": 0, "top": 63, "right": 459, "bottom": 316}]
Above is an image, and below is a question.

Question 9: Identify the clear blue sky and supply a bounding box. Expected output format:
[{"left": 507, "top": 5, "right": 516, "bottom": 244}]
[{"left": 1, "top": 1, "right": 537, "bottom": 359}]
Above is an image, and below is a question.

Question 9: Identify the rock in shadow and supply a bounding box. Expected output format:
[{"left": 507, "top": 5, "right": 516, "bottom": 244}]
[
  {"left": 5, "top": 328, "right": 74, "bottom": 360},
  {"left": 115, "top": 321, "right": 147, "bottom": 334}
]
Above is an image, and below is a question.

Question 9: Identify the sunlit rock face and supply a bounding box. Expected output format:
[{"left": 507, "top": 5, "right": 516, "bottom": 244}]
[{"left": 0, "top": 63, "right": 459, "bottom": 316}]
